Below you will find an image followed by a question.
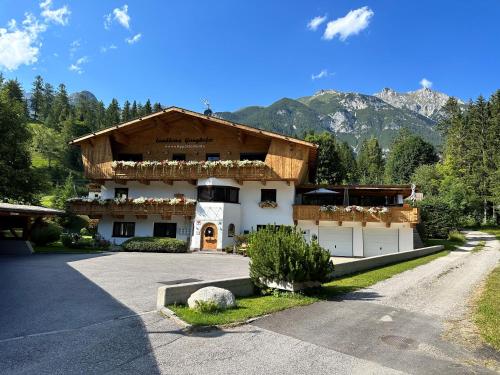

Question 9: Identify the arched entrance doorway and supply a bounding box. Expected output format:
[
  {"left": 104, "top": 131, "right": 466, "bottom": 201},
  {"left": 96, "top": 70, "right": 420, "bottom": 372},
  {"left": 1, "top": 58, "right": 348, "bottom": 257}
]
[{"left": 201, "top": 223, "right": 218, "bottom": 250}]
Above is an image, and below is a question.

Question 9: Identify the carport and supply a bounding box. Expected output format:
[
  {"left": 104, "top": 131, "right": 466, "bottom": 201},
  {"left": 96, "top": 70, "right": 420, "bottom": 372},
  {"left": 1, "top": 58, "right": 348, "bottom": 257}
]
[{"left": 0, "top": 203, "right": 64, "bottom": 254}]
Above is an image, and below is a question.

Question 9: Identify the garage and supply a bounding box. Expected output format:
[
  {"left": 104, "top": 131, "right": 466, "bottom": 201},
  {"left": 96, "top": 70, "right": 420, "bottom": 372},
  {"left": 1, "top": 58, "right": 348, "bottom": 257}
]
[
  {"left": 318, "top": 226, "right": 353, "bottom": 256},
  {"left": 363, "top": 228, "right": 399, "bottom": 257}
]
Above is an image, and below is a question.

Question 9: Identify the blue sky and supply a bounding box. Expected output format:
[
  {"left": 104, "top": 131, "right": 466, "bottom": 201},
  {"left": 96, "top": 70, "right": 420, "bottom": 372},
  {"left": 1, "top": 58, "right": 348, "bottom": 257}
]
[{"left": 0, "top": 0, "right": 499, "bottom": 111}]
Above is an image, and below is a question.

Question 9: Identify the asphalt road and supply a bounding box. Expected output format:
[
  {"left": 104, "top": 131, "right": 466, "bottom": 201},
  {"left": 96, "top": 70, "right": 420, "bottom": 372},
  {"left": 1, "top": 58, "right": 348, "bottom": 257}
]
[
  {"left": 253, "top": 231, "right": 500, "bottom": 374},
  {"left": 0, "top": 235, "right": 498, "bottom": 374}
]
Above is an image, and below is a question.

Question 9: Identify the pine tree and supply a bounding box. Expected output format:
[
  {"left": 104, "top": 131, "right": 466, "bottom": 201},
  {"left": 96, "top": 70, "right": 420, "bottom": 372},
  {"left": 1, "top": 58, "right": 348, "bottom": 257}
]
[
  {"left": 305, "top": 132, "right": 343, "bottom": 184},
  {"left": 105, "top": 98, "right": 121, "bottom": 127},
  {"left": 143, "top": 99, "right": 152, "bottom": 115},
  {"left": 357, "top": 137, "right": 384, "bottom": 184},
  {"left": 41, "top": 82, "right": 55, "bottom": 121},
  {"left": 122, "top": 100, "right": 131, "bottom": 121},
  {"left": 52, "top": 83, "right": 71, "bottom": 126},
  {"left": 153, "top": 102, "right": 163, "bottom": 112},
  {"left": 336, "top": 141, "right": 357, "bottom": 183},
  {"left": 0, "top": 79, "right": 39, "bottom": 203},
  {"left": 130, "top": 100, "right": 138, "bottom": 119},
  {"left": 30, "top": 75, "right": 45, "bottom": 121},
  {"left": 54, "top": 173, "right": 77, "bottom": 209}
]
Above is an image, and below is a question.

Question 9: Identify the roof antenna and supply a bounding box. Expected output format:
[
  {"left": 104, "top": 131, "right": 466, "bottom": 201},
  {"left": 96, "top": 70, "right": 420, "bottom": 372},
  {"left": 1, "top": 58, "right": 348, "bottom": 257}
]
[{"left": 201, "top": 98, "right": 213, "bottom": 116}]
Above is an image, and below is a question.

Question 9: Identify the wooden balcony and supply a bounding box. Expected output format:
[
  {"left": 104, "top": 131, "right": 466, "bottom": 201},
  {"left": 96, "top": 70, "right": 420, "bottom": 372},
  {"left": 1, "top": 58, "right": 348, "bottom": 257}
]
[
  {"left": 293, "top": 205, "right": 419, "bottom": 226},
  {"left": 68, "top": 200, "right": 196, "bottom": 219},
  {"left": 85, "top": 161, "right": 278, "bottom": 182}
]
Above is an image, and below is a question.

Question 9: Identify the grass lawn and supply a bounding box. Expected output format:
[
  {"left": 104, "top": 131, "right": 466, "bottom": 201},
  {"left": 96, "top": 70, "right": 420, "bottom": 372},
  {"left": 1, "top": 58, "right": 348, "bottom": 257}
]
[
  {"left": 170, "top": 249, "right": 450, "bottom": 326},
  {"left": 475, "top": 265, "right": 500, "bottom": 350},
  {"left": 424, "top": 232, "right": 466, "bottom": 251}
]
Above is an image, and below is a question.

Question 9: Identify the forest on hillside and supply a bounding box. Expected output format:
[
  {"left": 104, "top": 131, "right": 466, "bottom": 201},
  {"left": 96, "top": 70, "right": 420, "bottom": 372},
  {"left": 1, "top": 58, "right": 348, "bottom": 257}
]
[{"left": 0, "top": 74, "right": 499, "bottom": 227}]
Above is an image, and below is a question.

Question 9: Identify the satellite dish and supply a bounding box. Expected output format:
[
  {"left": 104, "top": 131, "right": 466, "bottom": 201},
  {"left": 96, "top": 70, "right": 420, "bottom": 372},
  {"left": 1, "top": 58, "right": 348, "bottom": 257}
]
[{"left": 201, "top": 98, "right": 213, "bottom": 116}]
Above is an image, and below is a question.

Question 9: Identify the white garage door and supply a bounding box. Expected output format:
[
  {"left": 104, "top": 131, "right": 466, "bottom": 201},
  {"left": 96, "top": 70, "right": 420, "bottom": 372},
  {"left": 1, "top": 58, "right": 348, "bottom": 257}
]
[
  {"left": 318, "top": 227, "right": 353, "bottom": 257},
  {"left": 363, "top": 228, "right": 399, "bottom": 257}
]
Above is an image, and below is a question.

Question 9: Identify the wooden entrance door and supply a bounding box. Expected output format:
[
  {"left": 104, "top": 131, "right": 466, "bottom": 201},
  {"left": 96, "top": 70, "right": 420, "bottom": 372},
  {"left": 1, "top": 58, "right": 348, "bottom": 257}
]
[{"left": 201, "top": 223, "right": 218, "bottom": 250}]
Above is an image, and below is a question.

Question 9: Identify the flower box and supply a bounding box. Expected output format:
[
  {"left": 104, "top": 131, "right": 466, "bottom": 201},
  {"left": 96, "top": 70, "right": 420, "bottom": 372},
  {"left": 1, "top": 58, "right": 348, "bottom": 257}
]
[{"left": 258, "top": 200, "right": 278, "bottom": 208}]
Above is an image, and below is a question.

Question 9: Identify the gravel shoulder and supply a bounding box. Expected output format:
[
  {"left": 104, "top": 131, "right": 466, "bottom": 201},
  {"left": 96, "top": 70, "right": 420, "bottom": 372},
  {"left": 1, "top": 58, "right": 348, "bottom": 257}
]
[{"left": 356, "top": 231, "right": 500, "bottom": 319}]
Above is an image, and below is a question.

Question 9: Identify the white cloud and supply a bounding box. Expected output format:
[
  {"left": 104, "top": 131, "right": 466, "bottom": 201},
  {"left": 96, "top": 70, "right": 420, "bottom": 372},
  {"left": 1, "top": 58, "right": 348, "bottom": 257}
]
[
  {"left": 125, "top": 33, "right": 141, "bottom": 44},
  {"left": 105, "top": 4, "right": 130, "bottom": 29},
  {"left": 69, "top": 39, "right": 79, "bottom": 57},
  {"left": 0, "top": 13, "right": 46, "bottom": 70},
  {"left": 307, "top": 15, "right": 327, "bottom": 31},
  {"left": 100, "top": 44, "right": 117, "bottom": 53},
  {"left": 311, "top": 69, "right": 334, "bottom": 80},
  {"left": 40, "top": 0, "right": 71, "bottom": 26},
  {"left": 68, "top": 55, "right": 88, "bottom": 74},
  {"left": 323, "top": 6, "right": 374, "bottom": 41},
  {"left": 419, "top": 78, "right": 433, "bottom": 89}
]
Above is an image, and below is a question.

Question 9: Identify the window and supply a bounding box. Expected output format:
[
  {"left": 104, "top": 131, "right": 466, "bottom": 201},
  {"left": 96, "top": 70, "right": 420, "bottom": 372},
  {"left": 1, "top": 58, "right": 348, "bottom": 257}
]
[
  {"left": 116, "top": 153, "right": 143, "bottom": 161},
  {"left": 112, "top": 222, "right": 135, "bottom": 237},
  {"left": 261, "top": 189, "right": 277, "bottom": 202},
  {"left": 228, "top": 223, "right": 235, "bottom": 237},
  {"left": 204, "top": 226, "right": 215, "bottom": 237},
  {"left": 256, "top": 224, "right": 282, "bottom": 232},
  {"left": 197, "top": 186, "right": 239, "bottom": 203},
  {"left": 172, "top": 153, "right": 186, "bottom": 161},
  {"left": 240, "top": 152, "right": 266, "bottom": 161},
  {"left": 114, "top": 188, "right": 129, "bottom": 200},
  {"left": 206, "top": 153, "right": 220, "bottom": 161},
  {"left": 153, "top": 223, "right": 177, "bottom": 238}
]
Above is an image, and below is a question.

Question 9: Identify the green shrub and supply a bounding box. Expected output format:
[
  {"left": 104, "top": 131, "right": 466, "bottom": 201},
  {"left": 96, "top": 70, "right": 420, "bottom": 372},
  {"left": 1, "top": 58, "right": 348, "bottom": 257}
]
[
  {"left": 80, "top": 227, "right": 90, "bottom": 236},
  {"left": 417, "top": 197, "right": 460, "bottom": 239},
  {"left": 30, "top": 222, "right": 62, "bottom": 246},
  {"left": 121, "top": 237, "right": 187, "bottom": 253},
  {"left": 247, "top": 225, "right": 333, "bottom": 285},
  {"left": 223, "top": 245, "right": 234, "bottom": 253}
]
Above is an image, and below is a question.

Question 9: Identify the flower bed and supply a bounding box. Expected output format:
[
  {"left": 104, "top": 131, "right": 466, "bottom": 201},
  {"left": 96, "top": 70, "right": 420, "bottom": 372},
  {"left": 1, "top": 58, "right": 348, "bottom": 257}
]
[{"left": 68, "top": 197, "right": 196, "bottom": 205}]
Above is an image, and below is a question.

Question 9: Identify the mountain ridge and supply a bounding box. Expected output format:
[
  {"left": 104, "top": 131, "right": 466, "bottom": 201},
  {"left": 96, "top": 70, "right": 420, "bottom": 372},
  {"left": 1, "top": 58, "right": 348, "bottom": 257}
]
[{"left": 217, "top": 87, "right": 460, "bottom": 150}]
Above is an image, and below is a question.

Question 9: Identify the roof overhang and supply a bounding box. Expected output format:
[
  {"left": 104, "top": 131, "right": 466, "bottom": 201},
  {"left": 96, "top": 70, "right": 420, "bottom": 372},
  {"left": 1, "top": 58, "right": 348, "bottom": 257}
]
[{"left": 69, "top": 106, "right": 318, "bottom": 152}]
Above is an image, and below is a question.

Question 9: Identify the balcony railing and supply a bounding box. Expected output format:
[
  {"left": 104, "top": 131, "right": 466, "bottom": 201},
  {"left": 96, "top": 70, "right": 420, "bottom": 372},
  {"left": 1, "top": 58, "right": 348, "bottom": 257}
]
[
  {"left": 85, "top": 160, "right": 277, "bottom": 181},
  {"left": 293, "top": 205, "right": 419, "bottom": 225},
  {"left": 68, "top": 199, "right": 196, "bottom": 218}
]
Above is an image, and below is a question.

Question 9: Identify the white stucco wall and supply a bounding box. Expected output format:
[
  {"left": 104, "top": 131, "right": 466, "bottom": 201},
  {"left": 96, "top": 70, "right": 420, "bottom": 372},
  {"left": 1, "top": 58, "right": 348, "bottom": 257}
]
[
  {"left": 101, "top": 181, "right": 197, "bottom": 200},
  {"left": 97, "top": 214, "right": 192, "bottom": 245},
  {"left": 239, "top": 181, "right": 295, "bottom": 232}
]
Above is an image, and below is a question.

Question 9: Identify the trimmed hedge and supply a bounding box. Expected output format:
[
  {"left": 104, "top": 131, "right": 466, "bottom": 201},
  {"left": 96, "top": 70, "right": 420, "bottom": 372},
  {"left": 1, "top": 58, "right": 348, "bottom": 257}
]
[
  {"left": 30, "top": 222, "right": 62, "bottom": 246},
  {"left": 121, "top": 237, "right": 187, "bottom": 253},
  {"left": 247, "top": 225, "right": 333, "bottom": 285}
]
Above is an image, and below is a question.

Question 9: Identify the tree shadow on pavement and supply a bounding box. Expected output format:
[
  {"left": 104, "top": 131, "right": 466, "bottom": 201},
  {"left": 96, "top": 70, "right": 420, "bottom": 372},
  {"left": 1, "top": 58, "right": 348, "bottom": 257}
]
[{"left": 0, "top": 253, "right": 162, "bottom": 374}]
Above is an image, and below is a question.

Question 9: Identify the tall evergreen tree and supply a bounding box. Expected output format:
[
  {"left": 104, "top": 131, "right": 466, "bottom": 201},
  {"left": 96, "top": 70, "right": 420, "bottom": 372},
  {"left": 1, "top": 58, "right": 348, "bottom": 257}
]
[
  {"left": 41, "top": 82, "right": 55, "bottom": 121},
  {"left": 105, "top": 98, "right": 121, "bottom": 127},
  {"left": 142, "top": 99, "right": 152, "bottom": 115},
  {"left": 130, "top": 100, "right": 138, "bottom": 119},
  {"left": 0, "top": 79, "right": 39, "bottom": 202},
  {"left": 122, "top": 100, "right": 131, "bottom": 121},
  {"left": 305, "top": 132, "right": 343, "bottom": 184},
  {"left": 52, "top": 83, "right": 71, "bottom": 126},
  {"left": 384, "top": 129, "right": 438, "bottom": 184},
  {"left": 153, "top": 102, "right": 163, "bottom": 112},
  {"left": 357, "top": 137, "right": 384, "bottom": 184},
  {"left": 30, "top": 75, "right": 44, "bottom": 121},
  {"left": 337, "top": 141, "right": 357, "bottom": 183}
]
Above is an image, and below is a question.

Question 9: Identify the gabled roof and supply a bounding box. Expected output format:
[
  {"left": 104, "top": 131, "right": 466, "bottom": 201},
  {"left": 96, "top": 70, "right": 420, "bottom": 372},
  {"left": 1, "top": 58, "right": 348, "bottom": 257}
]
[{"left": 69, "top": 106, "right": 318, "bottom": 149}]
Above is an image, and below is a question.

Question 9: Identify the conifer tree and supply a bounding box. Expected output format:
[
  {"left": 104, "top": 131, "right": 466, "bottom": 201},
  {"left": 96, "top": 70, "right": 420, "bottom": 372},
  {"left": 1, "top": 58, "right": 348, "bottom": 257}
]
[
  {"left": 41, "top": 82, "right": 55, "bottom": 121},
  {"left": 143, "top": 99, "right": 152, "bottom": 115},
  {"left": 153, "top": 102, "right": 163, "bottom": 112},
  {"left": 130, "top": 100, "right": 138, "bottom": 119},
  {"left": 122, "top": 100, "right": 131, "bottom": 121},
  {"left": 105, "top": 98, "right": 121, "bottom": 127},
  {"left": 336, "top": 141, "right": 357, "bottom": 183},
  {"left": 30, "top": 75, "right": 44, "bottom": 121},
  {"left": 357, "top": 137, "right": 384, "bottom": 184},
  {"left": 305, "top": 132, "right": 343, "bottom": 184}
]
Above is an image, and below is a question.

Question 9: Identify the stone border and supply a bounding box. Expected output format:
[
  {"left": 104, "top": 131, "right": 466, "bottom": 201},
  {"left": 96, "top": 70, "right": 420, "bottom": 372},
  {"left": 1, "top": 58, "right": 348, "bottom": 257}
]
[
  {"left": 157, "top": 276, "right": 254, "bottom": 309},
  {"left": 331, "top": 245, "right": 444, "bottom": 278}
]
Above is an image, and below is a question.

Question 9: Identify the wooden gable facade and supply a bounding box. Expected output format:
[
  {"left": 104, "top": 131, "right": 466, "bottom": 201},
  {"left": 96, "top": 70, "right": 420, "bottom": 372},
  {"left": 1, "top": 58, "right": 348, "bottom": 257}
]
[{"left": 71, "top": 107, "right": 318, "bottom": 184}]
